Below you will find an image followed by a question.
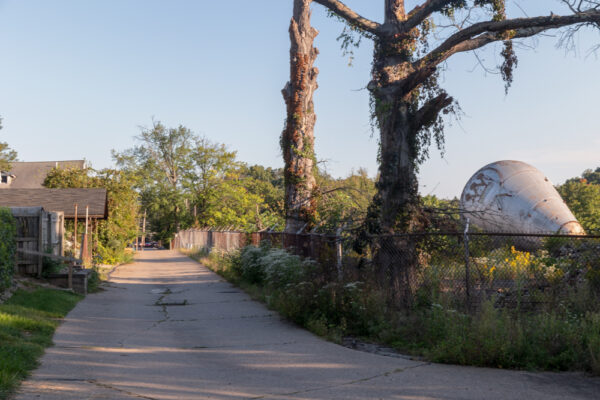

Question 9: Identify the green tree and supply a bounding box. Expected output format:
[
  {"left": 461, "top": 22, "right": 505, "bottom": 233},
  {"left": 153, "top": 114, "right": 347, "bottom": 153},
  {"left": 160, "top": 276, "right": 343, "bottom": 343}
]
[
  {"left": 44, "top": 167, "right": 139, "bottom": 264},
  {"left": 187, "top": 137, "right": 239, "bottom": 226},
  {"left": 557, "top": 178, "right": 600, "bottom": 232},
  {"left": 113, "top": 121, "right": 194, "bottom": 243},
  {"left": 582, "top": 168, "right": 600, "bottom": 186},
  {"left": 238, "top": 165, "right": 285, "bottom": 229},
  {"left": 114, "top": 122, "right": 285, "bottom": 239},
  {"left": 315, "top": 168, "right": 376, "bottom": 231},
  {"left": 0, "top": 118, "right": 17, "bottom": 172}
]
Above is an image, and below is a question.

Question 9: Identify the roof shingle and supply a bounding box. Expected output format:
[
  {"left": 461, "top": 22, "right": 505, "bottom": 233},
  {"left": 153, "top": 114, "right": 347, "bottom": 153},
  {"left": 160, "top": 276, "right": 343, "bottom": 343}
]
[{"left": 0, "top": 188, "right": 107, "bottom": 218}]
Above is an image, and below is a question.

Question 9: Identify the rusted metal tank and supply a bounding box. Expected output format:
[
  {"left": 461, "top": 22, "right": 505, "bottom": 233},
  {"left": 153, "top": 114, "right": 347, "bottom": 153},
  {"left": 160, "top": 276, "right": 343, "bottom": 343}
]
[{"left": 460, "top": 160, "right": 584, "bottom": 234}]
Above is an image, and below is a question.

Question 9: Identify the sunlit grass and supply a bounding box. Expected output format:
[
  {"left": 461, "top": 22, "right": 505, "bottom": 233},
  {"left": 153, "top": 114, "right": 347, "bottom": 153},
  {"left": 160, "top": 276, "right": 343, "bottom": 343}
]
[{"left": 0, "top": 288, "right": 81, "bottom": 399}]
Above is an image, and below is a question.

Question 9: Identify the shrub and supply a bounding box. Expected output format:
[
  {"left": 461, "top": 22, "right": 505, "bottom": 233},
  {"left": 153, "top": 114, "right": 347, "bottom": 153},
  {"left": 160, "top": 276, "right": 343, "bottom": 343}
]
[
  {"left": 0, "top": 208, "right": 16, "bottom": 291},
  {"left": 239, "top": 245, "right": 267, "bottom": 284},
  {"left": 42, "top": 250, "right": 65, "bottom": 278},
  {"left": 261, "top": 248, "right": 308, "bottom": 288}
]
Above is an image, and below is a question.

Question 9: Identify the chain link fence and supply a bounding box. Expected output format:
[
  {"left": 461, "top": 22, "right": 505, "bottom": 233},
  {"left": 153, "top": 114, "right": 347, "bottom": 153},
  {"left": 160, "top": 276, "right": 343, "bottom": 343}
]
[{"left": 173, "top": 227, "right": 600, "bottom": 314}]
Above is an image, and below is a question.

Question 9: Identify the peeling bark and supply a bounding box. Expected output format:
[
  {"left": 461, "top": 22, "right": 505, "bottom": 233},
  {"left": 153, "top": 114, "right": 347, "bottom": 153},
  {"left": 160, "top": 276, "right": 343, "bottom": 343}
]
[{"left": 282, "top": 0, "right": 319, "bottom": 233}]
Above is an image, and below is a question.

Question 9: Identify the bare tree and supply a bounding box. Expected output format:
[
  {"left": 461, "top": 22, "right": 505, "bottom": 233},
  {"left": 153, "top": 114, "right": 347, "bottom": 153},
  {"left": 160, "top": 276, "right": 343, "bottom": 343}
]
[
  {"left": 311, "top": 0, "right": 600, "bottom": 305},
  {"left": 282, "top": 0, "right": 320, "bottom": 233}
]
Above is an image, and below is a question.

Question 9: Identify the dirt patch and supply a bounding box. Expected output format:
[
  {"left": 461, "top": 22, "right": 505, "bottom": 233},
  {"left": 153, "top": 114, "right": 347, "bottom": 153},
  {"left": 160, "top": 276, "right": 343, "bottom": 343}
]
[{"left": 342, "top": 337, "right": 425, "bottom": 361}]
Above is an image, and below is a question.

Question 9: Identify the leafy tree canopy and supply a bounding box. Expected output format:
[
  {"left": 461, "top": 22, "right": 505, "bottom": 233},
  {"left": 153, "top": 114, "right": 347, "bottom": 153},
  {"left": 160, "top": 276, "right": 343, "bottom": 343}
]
[
  {"left": 113, "top": 121, "right": 287, "bottom": 241},
  {"left": 43, "top": 167, "right": 139, "bottom": 263},
  {"left": 0, "top": 118, "right": 17, "bottom": 172},
  {"left": 558, "top": 171, "right": 600, "bottom": 232}
]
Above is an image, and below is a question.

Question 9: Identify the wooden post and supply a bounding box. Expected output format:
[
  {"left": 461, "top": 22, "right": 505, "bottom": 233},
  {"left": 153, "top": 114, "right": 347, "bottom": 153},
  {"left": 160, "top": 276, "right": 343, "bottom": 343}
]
[
  {"left": 94, "top": 218, "right": 99, "bottom": 257},
  {"left": 83, "top": 205, "right": 89, "bottom": 265},
  {"left": 59, "top": 212, "right": 64, "bottom": 257},
  {"left": 464, "top": 218, "right": 471, "bottom": 310},
  {"left": 68, "top": 261, "right": 73, "bottom": 290},
  {"left": 37, "top": 209, "right": 44, "bottom": 278},
  {"left": 46, "top": 212, "right": 52, "bottom": 254},
  {"left": 73, "top": 204, "right": 78, "bottom": 256},
  {"left": 336, "top": 227, "right": 343, "bottom": 281},
  {"left": 141, "top": 209, "right": 146, "bottom": 251}
]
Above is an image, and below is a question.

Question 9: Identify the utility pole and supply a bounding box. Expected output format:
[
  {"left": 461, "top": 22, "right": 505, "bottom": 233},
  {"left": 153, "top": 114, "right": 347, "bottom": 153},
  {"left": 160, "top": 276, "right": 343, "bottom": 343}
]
[
  {"left": 83, "top": 205, "right": 89, "bottom": 264},
  {"left": 73, "top": 204, "right": 78, "bottom": 255},
  {"left": 141, "top": 209, "right": 147, "bottom": 251}
]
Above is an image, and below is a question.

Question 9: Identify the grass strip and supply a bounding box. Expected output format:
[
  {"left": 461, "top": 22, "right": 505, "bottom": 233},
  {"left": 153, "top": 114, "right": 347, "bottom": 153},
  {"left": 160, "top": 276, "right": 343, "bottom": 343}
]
[{"left": 0, "top": 288, "right": 82, "bottom": 399}]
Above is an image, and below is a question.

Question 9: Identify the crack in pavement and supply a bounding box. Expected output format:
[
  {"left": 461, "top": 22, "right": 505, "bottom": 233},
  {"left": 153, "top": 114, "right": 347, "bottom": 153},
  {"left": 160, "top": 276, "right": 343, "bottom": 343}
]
[
  {"left": 165, "top": 314, "right": 277, "bottom": 322},
  {"left": 55, "top": 340, "right": 300, "bottom": 352},
  {"left": 251, "top": 362, "right": 431, "bottom": 399},
  {"left": 190, "top": 299, "right": 251, "bottom": 305},
  {"left": 88, "top": 379, "right": 159, "bottom": 399},
  {"left": 20, "top": 379, "right": 159, "bottom": 400},
  {"left": 117, "top": 291, "right": 171, "bottom": 347}
]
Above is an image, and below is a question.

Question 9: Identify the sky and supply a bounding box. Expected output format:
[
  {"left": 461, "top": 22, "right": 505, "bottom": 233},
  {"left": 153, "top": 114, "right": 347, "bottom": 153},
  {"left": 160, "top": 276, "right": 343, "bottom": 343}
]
[{"left": 0, "top": 0, "right": 598, "bottom": 199}]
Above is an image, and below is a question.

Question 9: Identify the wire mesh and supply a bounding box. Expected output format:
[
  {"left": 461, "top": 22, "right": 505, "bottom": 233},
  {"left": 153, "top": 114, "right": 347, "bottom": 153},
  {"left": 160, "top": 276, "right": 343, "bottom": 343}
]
[{"left": 174, "top": 228, "right": 600, "bottom": 314}]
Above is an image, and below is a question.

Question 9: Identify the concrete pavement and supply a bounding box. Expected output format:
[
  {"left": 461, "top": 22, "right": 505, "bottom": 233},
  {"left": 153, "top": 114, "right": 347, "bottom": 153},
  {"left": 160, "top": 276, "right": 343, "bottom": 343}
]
[{"left": 14, "top": 250, "right": 600, "bottom": 399}]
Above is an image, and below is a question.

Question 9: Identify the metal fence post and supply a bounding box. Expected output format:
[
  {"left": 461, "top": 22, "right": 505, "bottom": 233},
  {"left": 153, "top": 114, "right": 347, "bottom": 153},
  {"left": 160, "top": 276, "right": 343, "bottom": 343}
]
[
  {"left": 464, "top": 218, "right": 471, "bottom": 309},
  {"left": 336, "top": 227, "right": 343, "bottom": 281}
]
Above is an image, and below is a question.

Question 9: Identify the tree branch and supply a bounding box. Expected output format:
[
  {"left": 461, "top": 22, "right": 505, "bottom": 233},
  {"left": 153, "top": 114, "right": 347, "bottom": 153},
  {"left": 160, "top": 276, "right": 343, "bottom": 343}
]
[
  {"left": 312, "top": 0, "right": 382, "bottom": 35},
  {"left": 403, "top": 0, "right": 455, "bottom": 33},
  {"left": 401, "top": 11, "right": 600, "bottom": 94},
  {"left": 412, "top": 92, "right": 453, "bottom": 130}
]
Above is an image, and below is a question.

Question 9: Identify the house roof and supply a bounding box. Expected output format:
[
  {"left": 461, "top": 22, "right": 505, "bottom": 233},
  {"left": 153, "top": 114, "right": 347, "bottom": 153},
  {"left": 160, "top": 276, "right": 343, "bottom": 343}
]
[
  {"left": 0, "top": 188, "right": 107, "bottom": 218},
  {"left": 1, "top": 160, "right": 85, "bottom": 189}
]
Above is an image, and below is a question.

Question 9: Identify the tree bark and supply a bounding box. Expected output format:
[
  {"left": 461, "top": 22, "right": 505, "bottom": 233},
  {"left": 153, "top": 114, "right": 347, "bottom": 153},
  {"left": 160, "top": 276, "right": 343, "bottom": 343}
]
[
  {"left": 369, "top": 1, "right": 420, "bottom": 307},
  {"left": 282, "top": 0, "right": 319, "bottom": 233}
]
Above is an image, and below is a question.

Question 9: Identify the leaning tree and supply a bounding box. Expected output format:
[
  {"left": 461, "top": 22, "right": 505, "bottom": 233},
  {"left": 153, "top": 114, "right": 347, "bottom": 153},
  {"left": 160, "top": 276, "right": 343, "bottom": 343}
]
[
  {"left": 282, "top": 0, "right": 320, "bottom": 233},
  {"left": 310, "top": 0, "right": 600, "bottom": 304}
]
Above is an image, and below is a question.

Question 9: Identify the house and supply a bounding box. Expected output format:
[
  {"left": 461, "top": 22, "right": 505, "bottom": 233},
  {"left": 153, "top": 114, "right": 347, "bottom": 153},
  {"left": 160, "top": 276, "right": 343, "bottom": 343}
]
[
  {"left": 0, "top": 160, "right": 86, "bottom": 188},
  {"left": 0, "top": 188, "right": 107, "bottom": 219},
  {"left": 0, "top": 160, "right": 106, "bottom": 219}
]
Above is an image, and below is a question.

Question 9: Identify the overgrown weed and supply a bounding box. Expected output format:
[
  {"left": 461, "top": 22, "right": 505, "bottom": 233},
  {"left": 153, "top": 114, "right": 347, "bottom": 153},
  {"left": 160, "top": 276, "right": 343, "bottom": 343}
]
[{"left": 184, "top": 244, "right": 600, "bottom": 375}]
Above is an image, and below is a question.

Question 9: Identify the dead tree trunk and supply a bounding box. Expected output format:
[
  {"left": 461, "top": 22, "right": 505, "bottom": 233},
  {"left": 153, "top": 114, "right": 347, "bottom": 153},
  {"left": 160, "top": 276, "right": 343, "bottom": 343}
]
[{"left": 282, "top": 0, "right": 319, "bottom": 233}]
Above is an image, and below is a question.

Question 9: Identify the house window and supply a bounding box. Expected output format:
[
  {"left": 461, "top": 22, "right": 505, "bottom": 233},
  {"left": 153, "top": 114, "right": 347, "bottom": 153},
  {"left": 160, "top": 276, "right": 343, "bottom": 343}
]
[{"left": 0, "top": 175, "right": 7, "bottom": 184}]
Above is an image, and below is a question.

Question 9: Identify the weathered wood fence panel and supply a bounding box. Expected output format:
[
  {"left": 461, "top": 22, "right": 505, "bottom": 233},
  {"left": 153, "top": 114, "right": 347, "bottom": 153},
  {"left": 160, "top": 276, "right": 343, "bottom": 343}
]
[{"left": 11, "top": 207, "right": 64, "bottom": 277}]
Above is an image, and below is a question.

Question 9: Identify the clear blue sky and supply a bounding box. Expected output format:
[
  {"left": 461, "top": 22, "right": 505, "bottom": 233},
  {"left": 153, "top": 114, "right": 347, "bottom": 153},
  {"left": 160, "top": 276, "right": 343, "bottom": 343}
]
[{"left": 0, "top": 1, "right": 598, "bottom": 199}]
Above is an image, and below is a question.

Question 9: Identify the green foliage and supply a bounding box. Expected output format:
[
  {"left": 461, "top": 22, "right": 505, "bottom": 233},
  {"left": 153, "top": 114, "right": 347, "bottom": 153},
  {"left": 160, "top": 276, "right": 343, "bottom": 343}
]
[
  {"left": 114, "top": 121, "right": 286, "bottom": 241},
  {"left": 192, "top": 235, "right": 600, "bottom": 374},
  {"left": 113, "top": 121, "right": 194, "bottom": 243},
  {"left": 315, "top": 168, "right": 376, "bottom": 230},
  {"left": 0, "top": 288, "right": 81, "bottom": 399},
  {"left": 582, "top": 168, "right": 600, "bottom": 185},
  {"left": 557, "top": 174, "right": 600, "bottom": 232},
  {"left": 41, "top": 252, "right": 65, "bottom": 278},
  {"left": 0, "top": 208, "right": 16, "bottom": 291},
  {"left": 392, "top": 302, "right": 600, "bottom": 374},
  {"left": 193, "top": 245, "right": 386, "bottom": 341},
  {"left": 43, "top": 167, "right": 139, "bottom": 265},
  {"left": 238, "top": 165, "right": 285, "bottom": 229},
  {"left": 0, "top": 118, "right": 17, "bottom": 173}
]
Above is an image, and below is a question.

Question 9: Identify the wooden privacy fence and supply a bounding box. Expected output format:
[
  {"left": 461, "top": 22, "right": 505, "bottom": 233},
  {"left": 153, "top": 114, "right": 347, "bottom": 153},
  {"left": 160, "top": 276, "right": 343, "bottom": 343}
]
[
  {"left": 12, "top": 207, "right": 64, "bottom": 278},
  {"left": 172, "top": 229, "right": 248, "bottom": 253}
]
